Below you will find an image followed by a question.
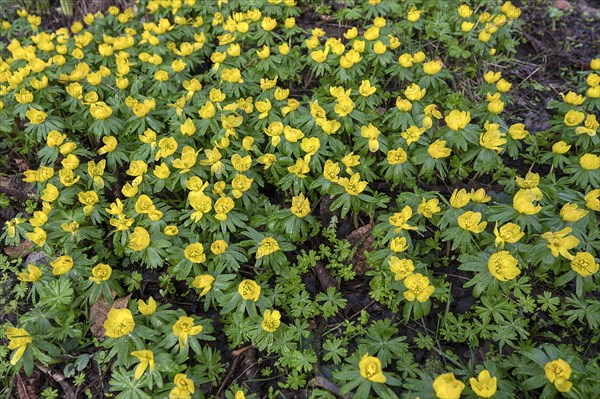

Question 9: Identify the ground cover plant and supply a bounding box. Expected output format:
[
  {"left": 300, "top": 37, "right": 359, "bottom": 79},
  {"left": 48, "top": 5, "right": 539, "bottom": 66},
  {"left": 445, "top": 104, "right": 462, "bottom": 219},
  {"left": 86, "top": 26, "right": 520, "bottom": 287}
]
[{"left": 0, "top": 0, "right": 599, "bottom": 398}]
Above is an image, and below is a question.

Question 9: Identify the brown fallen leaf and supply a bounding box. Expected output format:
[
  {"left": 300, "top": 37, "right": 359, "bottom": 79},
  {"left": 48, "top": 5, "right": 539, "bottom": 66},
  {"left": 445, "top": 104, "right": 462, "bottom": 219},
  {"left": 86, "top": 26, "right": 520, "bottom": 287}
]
[
  {"left": 315, "top": 261, "right": 338, "bottom": 290},
  {"left": 3, "top": 241, "right": 33, "bottom": 257},
  {"left": 554, "top": 0, "right": 572, "bottom": 10},
  {"left": 347, "top": 224, "right": 373, "bottom": 276},
  {"left": 36, "top": 364, "right": 76, "bottom": 399},
  {"left": 90, "top": 291, "right": 131, "bottom": 338},
  {"left": 15, "top": 372, "right": 37, "bottom": 399}
]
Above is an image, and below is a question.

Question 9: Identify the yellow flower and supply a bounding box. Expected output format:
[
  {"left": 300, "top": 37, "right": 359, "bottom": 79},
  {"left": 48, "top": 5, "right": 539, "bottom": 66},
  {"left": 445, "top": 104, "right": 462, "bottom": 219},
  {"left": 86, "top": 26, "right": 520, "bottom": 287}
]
[
  {"left": 291, "top": 193, "right": 311, "bottom": 218},
  {"left": 238, "top": 279, "right": 261, "bottom": 301},
  {"left": 545, "top": 359, "right": 572, "bottom": 393},
  {"left": 403, "top": 273, "right": 435, "bottom": 302},
  {"left": 214, "top": 197, "right": 235, "bottom": 221},
  {"left": 261, "top": 16, "right": 277, "bottom": 31},
  {"left": 323, "top": 160, "right": 340, "bottom": 182},
  {"left": 398, "top": 53, "right": 414, "bottom": 68},
  {"left": 389, "top": 206, "right": 418, "bottom": 232},
  {"left": 445, "top": 110, "right": 471, "bottom": 131},
  {"left": 104, "top": 308, "right": 135, "bottom": 338},
  {"left": 561, "top": 91, "right": 585, "bottom": 105},
  {"left": 7, "top": 327, "right": 32, "bottom": 365},
  {"left": 89, "top": 102, "right": 113, "bottom": 120},
  {"left": 127, "top": 160, "right": 148, "bottom": 177},
  {"left": 26, "top": 108, "right": 47, "bottom": 124},
  {"left": 18, "top": 264, "right": 42, "bottom": 283},
  {"left": 98, "top": 135, "right": 117, "bottom": 155},
  {"left": 496, "top": 78, "right": 512, "bottom": 92},
  {"left": 234, "top": 391, "right": 246, "bottom": 399},
  {"left": 458, "top": 4, "right": 473, "bottom": 18},
  {"left": 584, "top": 188, "right": 600, "bottom": 211},
  {"left": 389, "top": 257, "right": 414, "bottom": 280},
  {"left": 359, "top": 353, "right": 386, "bottom": 383},
  {"left": 231, "top": 154, "right": 252, "bottom": 172},
  {"left": 256, "top": 237, "right": 280, "bottom": 259},
  {"left": 137, "top": 297, "right": 157, "bottom": 315},
  {"left": 513, "top": 189, "right": 542, "bottom": 215},
  {"left": 458, "top": 211, "right": 487, "bottom": 233},
  {"left": 301, "top": 137, "right": 321, "bottom": 156},
  {"left": 480, "top": 125, "right": 506, "bottom": 152},
  {"left": 221, "top": 67, "right": 244, "bottom": 83},
  {"left": 580, "top": 153, "right": 600, "bottom": 170},
  {"left": 575, "top": 114, "right": 598, "bottom": 136},
  {"left": 428, "top": 140, "right": 452, "bottom": 159},
  {"left": 338, "top": 173, "right": 368, "bottom": 196},
  {"left": 23, "top": 166, "right": 54, "bottom": 183},
  {"left": 423, "top": 60, "right": 442, "bottom": 75},
  {"left": 26, "top": 227, "right": 47, "bottom": 247},
  {"left": 516, "top": 171, "right": 539, "bottom": 189},
  {"left": 418, "top": 198, "right": 441, "bottom": 218},
  {"left": 402, "top": 125, "right": 426, "bottom": 146},
  {"left": 232, "top": 174, "right": 253, "bottom": 198},
  {"left": 570, "top": 252, "right": 598, "bottom": 277},
  {"left": 470, "top": 370, "right": 497, "bottom": 398},
  {"left": 288, "top": 157, "right": 310, "bottom": 178},
  {"left": 405, "top": 83, "right": 426, "bottom": 101},
  {"left": 50, "top": 255, "right": 74, "bottom": 275},
  {"left": 387, "top": 147, "right": 408, "bottom": 164},
  {"left": 131, "top": 350, "right": 154, "bottom": 380},
  {"left": 184, "top": 242, "right": 206, "bottom": 263},
  {"left": 180, "top": 118, "right": 196, "bottom": 136},
  {"left": 390, "top": 237, "right": 408, "bottom": 253},
  {"left": 359, "top": 80, "right": 376, "bottom": 97},
  {"left": 169, "top": 373, "right": 195, "bottom": 399},
  {"left": 192, "top": 274, "right": 215, "bottom": 296},
  {"left": 552, "top": 141, "right": 571, "bottom": 154},
  {"left": 488, "top": 251, "right": 520, "bottom": 281},
  {"left": 210, "top": 240, "right": 228, "bottom": 255},
  {"left": 564, "top": 110, "right": 585, "bottom": 127},
  {"left": 450, "top": 188, "right": 471, "bottom": 208},
  {"left": 173, "top": 316, "right": 203, "bottom": 349},
  {"left": 261, "top": 309, "right": 281, "bottom": 332},
  {"left": 560, "top": 203, "right": 588, "bottom": 222},
  {"left": 542, "top": 227, "right": 580, "bottom": 260},
  {"left": 89, "top": 263, "right": 112, "bottom": 284},
  {"left": 407, "top": 6, "right": 422, "bottom": 22},
  {"left": 47, "top": 130, "right": 67, "bottom": 147},
  {"left": 361, "top": 123, "right": 381, "bottom": 152},
  {"left": 129, "top": 226, "right": 150, "bottom": 251},
  {"left": 433, "top": 373, "right": 465, "bottom": 399},
  {"left": 78, "top": 190, "right": 99, "bottom": 216},
  {"left": 493, "top": 222, "right": 524, "bottom": 248}
]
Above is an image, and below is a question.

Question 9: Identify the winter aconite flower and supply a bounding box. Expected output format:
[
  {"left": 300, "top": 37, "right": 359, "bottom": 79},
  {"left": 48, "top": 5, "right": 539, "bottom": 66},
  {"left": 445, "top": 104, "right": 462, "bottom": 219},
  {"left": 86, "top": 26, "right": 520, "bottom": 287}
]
[
  {"left": 359, "top": 353, "right": 386, "bottom": 383},
  {"left": 238, "top": 279, "right": 261, "bottom": 301},
  {"left": 403, "top": 273, "right": 435, "bottom": 302},
  {"left": 131, "top": 350, "right": 154, "bottom": 380},
  {"left": 7, "top": 328, "right": 32, "bottom": 365},
  {"left": 173, "top": 316, "right": 203, "bottom": 349},
  {"left": 192, "top": 274, "right": 215, "bottom": 296},
  {"left": 493, "top": 223, "right": 524, "bottom": 248},
  {"left": 184, "top": 242, "right": 206, "bottom": 263},
  {"left": 571, "top": 252, "right": 599, "bottom": 277},
  {"left": 129, "top": 226, "right": 150, "bottom": 251},
  {"left": 432, "top": 373, "right": 465, "bottom": 399},
  {"left": 261, "top": 309, "right": 281, "bottom": 332},
  {"left": 389, "top": 206, "right": 418, "bottom": 231},
  {"left": 542, "top": 227, "right": 580, "bottom": 260},
  {"left": 544, "top": 359, "right": 572, "bottom": 393},
  {"left": 470, "top": 370, "right": 497, "bottom": 398},
  {"left": 169, "top": 373, "right": 195, "bottom": 399},
  {"left": 50, "top": 255, "right": 73, "bottom": 275},
  {"left": 560, "top": 203, "right": 588, "bottom": 222},
  {"left": 137, "top": 297, "right": 157, "bottom": 316},
  {"left": 389, "top": 257, "right": 414, "bottom": 280},
  {"left": 18, "top": 264, "right": 42, "bottom": 283},
  {"left": 457, "top": 211, "right": 487, "bottom": 233},
  {"left": 256, "top": 237, "right": 280, "bottom": 259},
  {"left": 89, "top": 263, "right": 112, "bottom": 284},
  {"left": 291, "top": 193, "right": 311, "bottom": 217},
  {"left": 418, "top": 198, "right": 441, "bottom": 218},
  {"left": 488, "top": 251, "right": 521, "bottom": 281},
  {"left": 104, "top": 308, "right": 135, "bottom": 338},
  {"left": 445, "top": 110, "right": 471, "bottom": 131}
]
